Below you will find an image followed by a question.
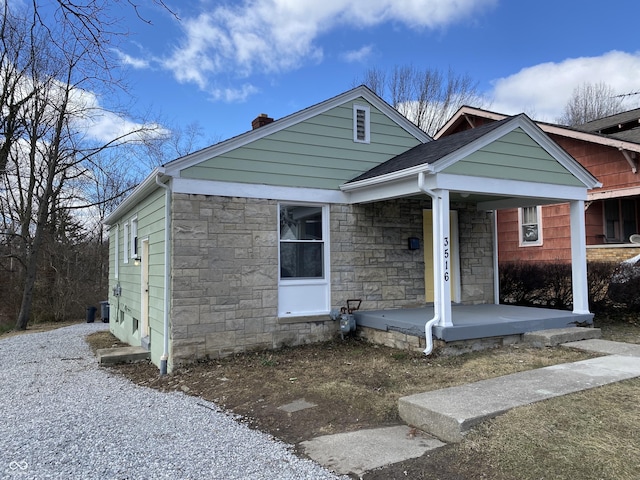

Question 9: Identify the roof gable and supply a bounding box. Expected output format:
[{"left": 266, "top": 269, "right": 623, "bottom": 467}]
[
  {"left": 347, "top": 114, "right": 600, "bottom": 190},
  {"left": 437, "top": 106, "right": 640, "bottom": 154},
  {"left": 179, "top": 97, "right": 426, "bottom": 190},
  {"left": 164, "top": 86, "right": 431, "bottom": 179}
]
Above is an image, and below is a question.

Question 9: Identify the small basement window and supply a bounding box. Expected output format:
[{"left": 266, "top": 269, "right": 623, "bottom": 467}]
[{"left": 353, "top": 104, "right": 370, "bottom": 143}]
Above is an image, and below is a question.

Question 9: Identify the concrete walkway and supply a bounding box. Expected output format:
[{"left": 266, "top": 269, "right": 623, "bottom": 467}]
[{"left": 301, "top": 338, "right": 640, "bottom": 476}]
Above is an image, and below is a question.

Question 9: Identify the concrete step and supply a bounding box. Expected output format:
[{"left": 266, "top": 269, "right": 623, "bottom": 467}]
[
  {"left": 97, "top": 346, "right": 150, "bottom": 365},
  {"left": 522, "top": 326, "right": 601, "bottom": 348},
  {"left": 398, "top": 354, "right": 640, "bottom": 443},
  {"left": 561, "top": 338, "right": 640, "bottom": 357}
]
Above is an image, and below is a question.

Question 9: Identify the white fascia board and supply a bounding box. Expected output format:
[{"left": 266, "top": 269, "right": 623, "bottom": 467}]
[
  {"left": 340, "top": 164, "right": 434, "bottom": 192},
  {"left": 165, "top": 86, "right": 431, "bottom": 176},
  {"left": 435, "top": 106, "right": 506, "bottom": 139},
  {"left": 431, "top": 173, "right": 589, "bottom": 203},
  {"left": 345, "top": 176, "right": 422, "bottom": 204},
  {"left": 172, "top": 177, "right": 350, "bottom": 204},
  {"left": 515, "top": 117, "right": 602, "bottom": 189},
  {"left": 432, "top": 115, "right": 601, "bottom": 189},
  {"left": 104, "top": 167, "right": 166, "bottom": 226},
  {"left": 588, "top": 185, "right": 640, "bottom": 201},
  {"left": 439, "top": 107, "right": 640, "bottom": 159}
]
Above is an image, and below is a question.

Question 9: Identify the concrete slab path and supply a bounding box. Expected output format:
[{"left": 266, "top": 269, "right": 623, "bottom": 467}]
[
  {"left": 300, "top": 426, "right": 445, "bottom": 477},
  {"left": 399, "top": 350, "right": 640, "bottom": 443},
  {"left": 562, "top": 338, "right": 640, "bottom": 356},
  {"left": 303, "top": 340, "right": 640, "bottom": 476}
]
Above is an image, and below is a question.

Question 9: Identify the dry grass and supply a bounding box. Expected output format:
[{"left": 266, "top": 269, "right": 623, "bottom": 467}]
[
  {"left": 0, "top": 319, "right": 84, "bottom": 338},
  {"left": 86, "top": 319, "right": 640, "bottom": 480},
  {"left": 451, "top": 379, "right": 640, "bottom": 480}
]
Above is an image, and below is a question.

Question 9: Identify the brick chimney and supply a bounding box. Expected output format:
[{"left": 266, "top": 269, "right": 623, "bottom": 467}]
[{"left": 252, "top": 113, "right": 274, "bottom": 130}]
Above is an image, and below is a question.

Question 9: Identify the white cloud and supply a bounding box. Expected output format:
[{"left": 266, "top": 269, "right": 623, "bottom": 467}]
[
  {"left": 489, "top": 51, "right": 640, "bottom": 122},
  {"left": 341, "top": 45, "right": 374, "bottom": 63},
  {"left": 209, "top": 83, "right": 259, "bottom": 103},
  {"left": 68, "top": 87, "right": 168, "bottom": 143},
  {"left": 162, "top": 0, "right": 496, "bottom": 98},
  {"left": 113, "top": 49, "right": 150, "bottom": 69}
]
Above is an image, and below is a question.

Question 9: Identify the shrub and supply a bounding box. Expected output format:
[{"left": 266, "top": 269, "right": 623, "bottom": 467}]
[{"left": 499, "top": 260, "right": 631, "bottom": 314}]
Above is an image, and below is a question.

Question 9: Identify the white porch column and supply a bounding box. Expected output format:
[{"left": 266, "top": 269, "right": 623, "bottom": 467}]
[
  {"left": 570, "top": 200, "right": 590, "bottom": 314},
  {"left": 435, "top": 189, "right": 453, "bottom": 327}
]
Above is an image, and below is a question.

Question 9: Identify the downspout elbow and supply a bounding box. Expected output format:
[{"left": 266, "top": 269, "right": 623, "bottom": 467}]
[{"left": 418, "top": 169, "right": 438, "bottom": 355}]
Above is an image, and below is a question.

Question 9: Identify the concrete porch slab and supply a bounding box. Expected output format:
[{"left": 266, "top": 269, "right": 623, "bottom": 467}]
[
  {"left": 523, "top": 326, "right": 601, "bottom": 347},
  {"left": 398, "top": 353, "right": 640, "bottom": 443},
  {"left": 354, "top": 304, "right": 594, "bottom": 343},
  {"left": 97, "top": 346, "right": 150, "bottom": 365},
  {"left": 300, "top": 425, "right": 445, "bottom": 476}
]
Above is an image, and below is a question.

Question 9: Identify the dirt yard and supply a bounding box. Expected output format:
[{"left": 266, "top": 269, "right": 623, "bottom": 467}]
[{"left": 85, "top": 314, "right": 640, "bottom": 479}]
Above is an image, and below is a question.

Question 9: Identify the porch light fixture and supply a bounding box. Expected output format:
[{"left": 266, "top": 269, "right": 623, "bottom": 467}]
[{"left": 133, "top": 255, "right": 141, "bottom": 266}]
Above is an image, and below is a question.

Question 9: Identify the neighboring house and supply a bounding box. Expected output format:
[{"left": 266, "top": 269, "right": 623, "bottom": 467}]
[
  {"left": 436, "top": 107, "right": 640, "bottom": 264},
  {"left": 105, "top": 86, "right": 599, "bottom": 373}
]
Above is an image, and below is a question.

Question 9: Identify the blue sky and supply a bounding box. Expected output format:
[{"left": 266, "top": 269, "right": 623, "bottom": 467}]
[{"left": 110, "top": 0, "right": 640, "bottom": 146}]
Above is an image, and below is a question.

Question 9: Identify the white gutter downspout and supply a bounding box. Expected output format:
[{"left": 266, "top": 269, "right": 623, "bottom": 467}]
[
  {"left": 418, "top": 170, "right": 440, "bottom": 355},
  {"left": 155, "top": 173, "right": 171, "bottom": 375}
]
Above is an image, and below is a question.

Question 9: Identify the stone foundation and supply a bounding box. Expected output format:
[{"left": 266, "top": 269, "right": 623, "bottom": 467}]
[{"left": 358, "top": 325, "right": 523, "bottom": 356}]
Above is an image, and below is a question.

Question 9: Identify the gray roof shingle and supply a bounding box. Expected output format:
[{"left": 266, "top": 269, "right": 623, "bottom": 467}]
[{"left": 348, "top": 115, "right": 516, "bottom": 183}]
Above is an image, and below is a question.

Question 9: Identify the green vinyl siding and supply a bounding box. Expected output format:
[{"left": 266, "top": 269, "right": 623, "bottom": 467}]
[
  {"left": 180, "top": 99, "right": 423, "bottom": 189},
  {"left": 108, "top": 186, "right": 167, "bottom": 367},
  {"left": 443, "top": 128, "right": 584, "bottom": 187}
]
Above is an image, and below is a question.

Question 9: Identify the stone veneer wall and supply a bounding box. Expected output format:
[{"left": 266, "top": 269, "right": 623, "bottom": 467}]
[
  {"left": 457, "top": 206, "right": 495, "bottom": 303},
  {"left": 170, "top": 194, "right": 339, "bottom": 366},
  {"left": 170, "top": 194, "right": 496, "bottom": 366}
]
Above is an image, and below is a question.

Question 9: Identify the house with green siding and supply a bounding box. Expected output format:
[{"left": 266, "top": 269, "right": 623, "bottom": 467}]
[{"left": 105, "top": 86, "right": 600, "bottom": 373}]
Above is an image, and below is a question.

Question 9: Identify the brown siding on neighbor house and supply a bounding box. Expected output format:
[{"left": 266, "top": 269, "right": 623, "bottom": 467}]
[
  {"left": 497, "top": 204, "right": 573, "bottom": 263},
  {"left": 497, "top": 135, "right": 640, "bottom": 263}
]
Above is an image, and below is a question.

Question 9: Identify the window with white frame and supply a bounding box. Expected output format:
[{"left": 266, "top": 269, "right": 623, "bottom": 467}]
[
  {"left": 353, "top": 104, "right": 370, "bottom": 143},
  {"left": 278, "top": 203, "right": 330, "bottom": 317},
  {"left": 130, "top": 216, "right": 138, "bottom": 259},
  {"left": 123, "top": 222, "right": 129, "bottom": 263},
  {"left": 519, "top": 206, "right": 542, "bottom": 246},
  {"left": 279, "top": 205, "right": 324, "bottom": 279}
]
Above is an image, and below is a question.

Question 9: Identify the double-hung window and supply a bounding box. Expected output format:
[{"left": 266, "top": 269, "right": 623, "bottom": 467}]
[
  {"left": 278, "top": 204, "right": 330, "bottom": 316},
  {"left": 519, "top": 206, "right": 542, "bottom": 246}
]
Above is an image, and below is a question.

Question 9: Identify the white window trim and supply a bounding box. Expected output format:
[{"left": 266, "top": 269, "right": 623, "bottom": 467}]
[
  {"left": 277, "top": 203, "right": 331, "bottom": 317},
  {"left": 518, "top": 206, "right": 543, "bottom": 247},
  {"left": 123, "top": 222, "right": 129, "bottom": 263},
  {"left": 353, "top": 104, "right": 370, "bottom": 144},
  {"left": 130, "top": 216, "right": 138, "bottom": 259}
]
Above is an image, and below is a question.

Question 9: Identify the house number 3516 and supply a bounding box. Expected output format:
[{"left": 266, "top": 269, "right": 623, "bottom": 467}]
[{"left": 443, "top": 236, "right": 450, "bottom": 282}]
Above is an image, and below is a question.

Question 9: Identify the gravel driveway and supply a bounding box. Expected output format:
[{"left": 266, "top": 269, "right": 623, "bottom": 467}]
[{"left": 0, "top": 323, "right": 344, "bottom": 480}]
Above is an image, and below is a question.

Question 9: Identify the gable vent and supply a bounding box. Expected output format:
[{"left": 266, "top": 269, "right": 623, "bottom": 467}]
[{"left": 353, "top": 104, "right": 370, "bottom": 143}]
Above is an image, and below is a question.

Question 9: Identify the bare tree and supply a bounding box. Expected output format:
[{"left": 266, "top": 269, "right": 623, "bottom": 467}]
[
  {"left": 557, "top": 82, "right": 626, "bottom": 126},
  {"left": 0, "top": 2, "right": 162, "bottom": 330},
  {"left": 357, "top": 65, "right": 487, "bottom": 136}
]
